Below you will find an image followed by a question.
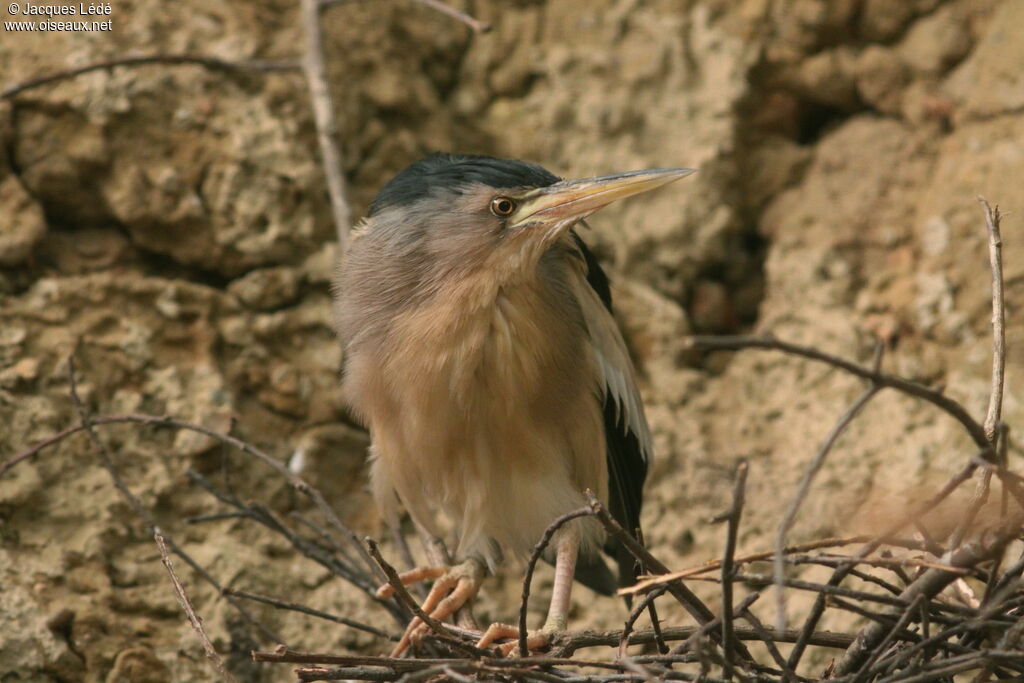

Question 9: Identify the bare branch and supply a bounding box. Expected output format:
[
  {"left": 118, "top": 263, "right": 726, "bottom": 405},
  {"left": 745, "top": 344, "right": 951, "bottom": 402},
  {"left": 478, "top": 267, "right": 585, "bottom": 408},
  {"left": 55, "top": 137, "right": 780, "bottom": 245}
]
[
  {"left": 407, "top": 0, "right": 491, "bottom": 33},
  {"left": 320, "top": 0, "right": 492, "bottom": 33},
  {"left": 736, "top": 607, "right": 804, "bottom": 682},
  {"left": 848, "top": 594, "right": 925, "bottom": 683},
  {"left": 255, "top": 622, "right": 857, "bottom": 668},
  {"left": 518, "top": 506, "right": 593, "bottom": 655},
  {"left": 625, "top": 535, "right": 926, "bottom": 592},
  {"left": 300, "top": 0, "right": 353, "bottom": 250},
  {"left": 786, "top": 554, "right": 969, "bottom": 576},
  {"left": 718, "top": 460, "right": 748, "bottom": 678},
  {"left": 786, "top": 458, "right": 980, "bottom": 670},
  {"left": 223, "top": 588, "right": 396, "bottom": 640},
  {"left": 555, "top": 622, "right": 854, "bottom": 655},
  {"left": 65, "top": 357, "right": 284, "bottom": 644},
  {"left": 155, "top": 531, "right": 239, "bottom": 683},
  {"left": 639, "top": 545, "right": 669, "bottom": 655},
  {"left": 833, "top": 516, "right": 1023, "bottom": 675},
  {"left": 2, "top": 409, "right": 385, "bottom": 585},
  {"left": 685, "top": 335, "right": 991, "bottom": 454},
  {"left": 589, "top": 492, "right": 714, "bottom": 626},
  {"left": 774, "top": 387, "right": 880, "bottom": 630},
  {"left": 669, "top": 592, "right": 760, "bottom": 659},
  {"left": 979, "top": 197, "right": 1006, "bottom": 442},
  {"left": 1, "top": 421, "right": 95, "bottom": 477},
  {"left": 1, "top": 54, "right": 298, "bottom": 100},
  {"left": 617, "top": 586, "right": 669, "bottom": 659}
]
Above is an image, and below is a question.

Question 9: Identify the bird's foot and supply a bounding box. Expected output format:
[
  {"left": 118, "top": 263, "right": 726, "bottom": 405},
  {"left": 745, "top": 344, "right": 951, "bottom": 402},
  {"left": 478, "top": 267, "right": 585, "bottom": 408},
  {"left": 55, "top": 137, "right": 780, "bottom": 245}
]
[
  {"left": 475, "top": 622, "right": 561, "bottom": 656},
  {"left": 377, "top": 559, "right": 484, "bottom": 656}
]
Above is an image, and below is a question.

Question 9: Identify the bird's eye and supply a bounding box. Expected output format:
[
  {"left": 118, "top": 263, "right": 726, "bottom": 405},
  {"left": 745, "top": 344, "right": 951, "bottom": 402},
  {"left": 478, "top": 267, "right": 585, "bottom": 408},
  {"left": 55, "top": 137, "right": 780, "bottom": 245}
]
[{"left": 489, "top": 196, "right": 517, "bottom": 217}]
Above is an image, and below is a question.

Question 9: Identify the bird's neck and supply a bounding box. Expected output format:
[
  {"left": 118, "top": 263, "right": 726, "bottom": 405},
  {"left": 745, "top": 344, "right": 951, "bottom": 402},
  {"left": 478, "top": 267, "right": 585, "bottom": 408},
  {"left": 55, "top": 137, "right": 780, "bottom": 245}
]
[{"left": 386, "top": 260, "right": 579, "bottom": 385}]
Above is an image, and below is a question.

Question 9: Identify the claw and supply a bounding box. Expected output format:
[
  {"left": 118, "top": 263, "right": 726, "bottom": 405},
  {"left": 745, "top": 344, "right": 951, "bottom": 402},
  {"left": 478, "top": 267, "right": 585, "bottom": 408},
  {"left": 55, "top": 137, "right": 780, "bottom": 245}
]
[{"left": 382, "top": 560, "right": 484, "bottom": 656}]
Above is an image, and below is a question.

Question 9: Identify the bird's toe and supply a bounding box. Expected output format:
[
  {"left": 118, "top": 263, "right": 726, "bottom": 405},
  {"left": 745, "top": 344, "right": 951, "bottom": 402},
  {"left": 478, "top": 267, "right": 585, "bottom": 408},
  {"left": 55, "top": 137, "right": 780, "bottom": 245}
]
[
  {"left": 375, "top": 565, "right": 449, "bottom": 599},
  {"left": 475, "top": 623, "right": 555, "bottom": 656},
  {"left": 386, "top": 560, "right": 485, "bottom": 656}
]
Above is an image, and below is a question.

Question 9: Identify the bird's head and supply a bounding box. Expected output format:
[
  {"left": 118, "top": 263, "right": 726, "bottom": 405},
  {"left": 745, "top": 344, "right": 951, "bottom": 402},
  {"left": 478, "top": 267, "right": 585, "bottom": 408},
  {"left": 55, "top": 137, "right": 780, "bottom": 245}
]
[{"left": 360, "top": 153, "right": 694, "bottom": 291}]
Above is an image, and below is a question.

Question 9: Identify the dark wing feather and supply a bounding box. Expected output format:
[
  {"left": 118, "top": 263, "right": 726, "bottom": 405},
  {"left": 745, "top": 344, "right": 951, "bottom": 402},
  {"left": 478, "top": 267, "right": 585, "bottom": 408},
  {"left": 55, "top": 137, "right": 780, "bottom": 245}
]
[
  {"left": 603, "top": 392, "right": 649, "bottom": 587},
  {"left": 570, "top": 233, "right": 652, "bottom": 589}
]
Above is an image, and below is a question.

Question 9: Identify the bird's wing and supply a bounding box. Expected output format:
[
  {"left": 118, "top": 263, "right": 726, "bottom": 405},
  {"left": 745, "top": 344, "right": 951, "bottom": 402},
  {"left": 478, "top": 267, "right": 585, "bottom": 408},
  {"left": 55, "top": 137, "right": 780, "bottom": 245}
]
[{"left": 569, "top": 233, "right": 652, "bottom": 587}]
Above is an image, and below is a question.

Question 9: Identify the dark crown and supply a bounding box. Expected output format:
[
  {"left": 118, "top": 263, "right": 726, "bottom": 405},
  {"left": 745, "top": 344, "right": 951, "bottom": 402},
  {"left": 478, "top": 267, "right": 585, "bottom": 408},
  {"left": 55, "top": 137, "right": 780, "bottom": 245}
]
[{"left": 368, "top": 153, "right": 560, "bottom": 216}]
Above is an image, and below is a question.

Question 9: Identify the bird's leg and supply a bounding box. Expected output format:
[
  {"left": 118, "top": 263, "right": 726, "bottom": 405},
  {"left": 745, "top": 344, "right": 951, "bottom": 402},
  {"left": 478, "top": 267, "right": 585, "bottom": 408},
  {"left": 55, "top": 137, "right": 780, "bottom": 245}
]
[
  {"left": 476, "top": 525, "right": 580, "bottom": 656},
  {"left": 543, "top": 524, "right": 580, "bottom": 631},
  {"left": 377, "top": 558, "right": 485, "bottom": 656}
]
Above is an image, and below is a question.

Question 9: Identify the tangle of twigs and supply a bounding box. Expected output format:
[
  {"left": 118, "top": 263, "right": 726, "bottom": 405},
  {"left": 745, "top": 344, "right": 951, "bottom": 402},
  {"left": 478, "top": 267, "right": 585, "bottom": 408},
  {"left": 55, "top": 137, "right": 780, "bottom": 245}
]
[{"left": 3, "top": 38, "right": 1020, "bottom": 680}]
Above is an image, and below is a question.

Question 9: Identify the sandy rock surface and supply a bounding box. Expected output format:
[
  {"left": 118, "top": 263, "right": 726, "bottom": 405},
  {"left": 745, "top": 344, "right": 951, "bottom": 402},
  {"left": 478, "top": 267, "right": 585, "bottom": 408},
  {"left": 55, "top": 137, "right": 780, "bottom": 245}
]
[{"left": 1, "top": 0, "right": 1020, "bottom": 679}]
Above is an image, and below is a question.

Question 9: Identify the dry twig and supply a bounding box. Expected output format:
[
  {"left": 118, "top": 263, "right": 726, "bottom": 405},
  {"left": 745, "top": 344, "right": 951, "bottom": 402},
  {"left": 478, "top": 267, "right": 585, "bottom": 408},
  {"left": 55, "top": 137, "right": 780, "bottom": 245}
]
[
  {"left": 223, "top": 588, "right": 395, "bottom": 641},
  {"left": 618, "top": 586, "right": 669, "bottom": 658},
  {"left": 717, "top": 460, "right": 748, "bottom": 677},
  {"left": 405, "top": 0, "right": 491, "bottom": 33},
  {"left": 319, "top": 0, "right": 492, "bottom": 33},
  {"left": 155, "top": 530, "right": 239, "bottom": 683},
  {"left": 588, "top": 492, "right": 717, "bottom": 628},
  {"left": 518, "top": 507, "right": 593, "bottom": 655},
  {"left": 1, "top": 53, "right": 298, "bottom": 100},
  {"left": 684, "top": 336, "right": 991, "bottom": 453},
  {"left": 786, "top": 458, "right": 981, "bottom": 670},
  {"left": 2, "top": 410, "right": 385, "bottom": 586},
  {"left": 834, "top": 516, "right": 1024, "bottom": 675},
  {"left": 980, "top": 197, "right": 1005, "bottom": 441},
  {"left": 65, "top": 358, "right": 284, "bottom": 644},
  {"left": 12, "top": 197, "right": 1024, "bottom": 682},
  {"left": 300, "top": 0, "right": 353, "bottom": 250},
  {"left": 774, "top": 386, "right": 880, "bottom": 630}
]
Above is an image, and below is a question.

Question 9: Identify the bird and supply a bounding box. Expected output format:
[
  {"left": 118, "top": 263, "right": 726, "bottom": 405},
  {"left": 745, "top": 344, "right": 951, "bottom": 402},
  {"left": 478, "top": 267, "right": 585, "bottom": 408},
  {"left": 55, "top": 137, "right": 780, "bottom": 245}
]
[{"left": 333, "top": 153, "right": 694, "bottom": 654}]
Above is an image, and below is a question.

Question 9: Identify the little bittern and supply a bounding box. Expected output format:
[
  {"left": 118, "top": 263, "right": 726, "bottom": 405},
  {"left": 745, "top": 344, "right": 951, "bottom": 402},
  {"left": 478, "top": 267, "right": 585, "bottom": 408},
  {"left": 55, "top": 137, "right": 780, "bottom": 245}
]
[{"left": 333, "top": 153, "right": 694, "bottom": 654}]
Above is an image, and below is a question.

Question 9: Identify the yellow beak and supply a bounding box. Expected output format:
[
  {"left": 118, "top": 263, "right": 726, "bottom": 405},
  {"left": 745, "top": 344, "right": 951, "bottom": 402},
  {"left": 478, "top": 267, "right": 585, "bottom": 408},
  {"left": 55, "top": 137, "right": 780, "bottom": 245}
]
[{"left": 507, "top": 167, "right": 696, "bottom": 229}]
